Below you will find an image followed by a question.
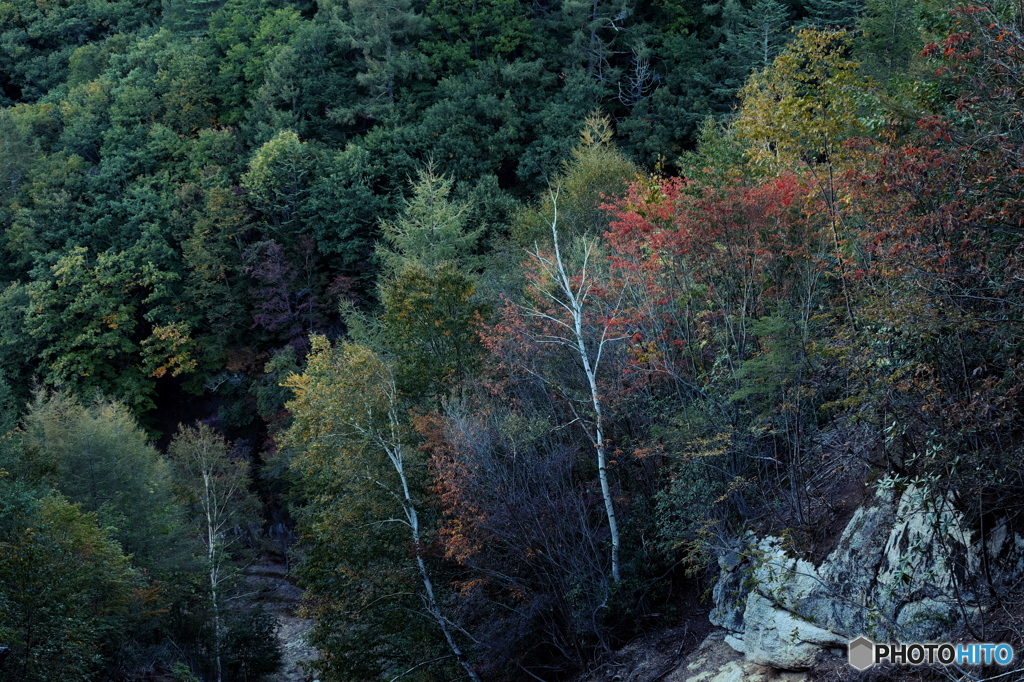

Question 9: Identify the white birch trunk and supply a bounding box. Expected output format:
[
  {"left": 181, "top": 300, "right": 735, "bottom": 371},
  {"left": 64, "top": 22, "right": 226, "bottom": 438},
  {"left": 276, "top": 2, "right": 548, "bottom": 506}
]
[
  {"left": 204, "top": 470, "right": 223, "bottom": 682},
  {"left": 374, "top": 382, "right": 483, "bottom": 682},
  {"left": 524, "top": 196, "right": 624, "bottom": 583}
]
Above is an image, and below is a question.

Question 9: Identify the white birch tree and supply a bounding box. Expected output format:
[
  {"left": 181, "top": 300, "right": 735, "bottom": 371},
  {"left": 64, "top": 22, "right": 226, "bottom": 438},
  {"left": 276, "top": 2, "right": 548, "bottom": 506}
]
[
  {"left": 168, "top": 424, "right": 259, "bottom": 682},
  {"left": 518, "top": 193, "right": 628, "bottom": 583},
  {"left": 283, "top": 339, "right": 481, "bottom": 682}
]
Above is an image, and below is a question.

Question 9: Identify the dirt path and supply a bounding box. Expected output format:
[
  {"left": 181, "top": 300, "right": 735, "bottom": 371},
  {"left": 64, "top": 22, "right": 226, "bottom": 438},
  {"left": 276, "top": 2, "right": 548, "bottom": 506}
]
[{"left": 243, "top": 558, "right": 320, "bottom": 682}]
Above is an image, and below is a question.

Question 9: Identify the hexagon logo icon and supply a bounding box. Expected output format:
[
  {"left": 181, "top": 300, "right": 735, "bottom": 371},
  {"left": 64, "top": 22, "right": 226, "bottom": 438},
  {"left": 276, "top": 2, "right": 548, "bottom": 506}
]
[{"left": 848, "top": 637, "right": 875, "bottom": 670}]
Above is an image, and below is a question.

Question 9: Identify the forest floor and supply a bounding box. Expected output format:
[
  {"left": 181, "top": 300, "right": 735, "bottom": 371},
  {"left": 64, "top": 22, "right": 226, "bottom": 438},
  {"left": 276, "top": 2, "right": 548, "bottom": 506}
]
[{"left": 243, "top": 557, "right": 319, "bottom": 682}]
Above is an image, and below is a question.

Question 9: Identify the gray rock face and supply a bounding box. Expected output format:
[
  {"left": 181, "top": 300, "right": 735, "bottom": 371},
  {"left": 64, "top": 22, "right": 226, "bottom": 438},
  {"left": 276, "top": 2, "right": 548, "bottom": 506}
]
[
  {"left": 711, "top": 484, "right": 1024, "bottom": 670},
  {"left": 709, "top": 538, "right": 751, "bottom": 634},
  {"left": 739, "top": 593, "right": 846, "bottom": 669},
  {"left": 673, "top": 631, "right": 810, "bottom": 682}
]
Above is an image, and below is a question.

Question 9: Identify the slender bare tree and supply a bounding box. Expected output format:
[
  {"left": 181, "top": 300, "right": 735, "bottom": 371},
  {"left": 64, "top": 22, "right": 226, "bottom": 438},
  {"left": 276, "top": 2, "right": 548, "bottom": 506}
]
[
  {"left": 519, "top": 192, "right": 628, "bottom": 582},
  {"left": 169, "top": 424, "right": 258, "bottom": 682}
]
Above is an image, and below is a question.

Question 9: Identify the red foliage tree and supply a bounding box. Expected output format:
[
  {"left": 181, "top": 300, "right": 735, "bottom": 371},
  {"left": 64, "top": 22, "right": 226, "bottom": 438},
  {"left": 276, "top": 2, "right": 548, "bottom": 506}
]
[{"left": 601, "top": 172, "right": 825, "bottom": 414}]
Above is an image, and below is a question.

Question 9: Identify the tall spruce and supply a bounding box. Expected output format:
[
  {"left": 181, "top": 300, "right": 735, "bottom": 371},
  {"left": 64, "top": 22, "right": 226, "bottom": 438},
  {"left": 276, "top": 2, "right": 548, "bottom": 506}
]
[
  {"left": 709, "top": 0, "right": 793, "bottom": 103},
  {"left": 800, "top": 0, "right": 864, "bottom": 29},
  {"left": 856, "top": 0, "right": 921, "bottom": 81},
  {"left": 376, "top": 166, "right": 482, "bottom": 275}
]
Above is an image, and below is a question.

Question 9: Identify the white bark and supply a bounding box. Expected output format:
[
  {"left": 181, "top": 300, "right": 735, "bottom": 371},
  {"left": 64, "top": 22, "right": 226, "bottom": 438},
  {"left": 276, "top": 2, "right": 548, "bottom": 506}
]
[
  {"left": 522, "top": 194, "right": 625, "bottom": 583},
  {"left": 204, "top": 470, "right": 223, "bottom": 682},
  {"left": 179, "top": 431, "right": 250, "bottom": 682},
  {"left": 358, "top": 374, "right": 483, "bottom": 682}
]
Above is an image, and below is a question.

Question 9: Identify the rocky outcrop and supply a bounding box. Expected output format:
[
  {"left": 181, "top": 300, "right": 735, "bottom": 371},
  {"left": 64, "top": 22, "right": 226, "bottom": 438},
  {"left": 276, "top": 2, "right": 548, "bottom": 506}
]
[
  {"left": 574, "top": 482, "right": 1024, "bottom": 682},
  {"left": 575, "top": 629, "right": 811, "bottom": 682},
  {"left": 243, "top": 558, "right": 320, "bottom": 682},
  {"left": 711, "top": 484, "right": 1024, "bottom": 670},
  {"left": 673, "top": 631, "right": 809, "bottom": 682},
  {"left": 710, "top": 534, "right": 847, "bottom": 670}
]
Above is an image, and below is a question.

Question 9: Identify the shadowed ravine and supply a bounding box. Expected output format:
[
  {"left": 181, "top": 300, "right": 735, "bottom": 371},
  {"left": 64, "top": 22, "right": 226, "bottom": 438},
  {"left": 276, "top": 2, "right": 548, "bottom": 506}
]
[{"left": 243, "top": 558, "right": 319, "bottom": 682}]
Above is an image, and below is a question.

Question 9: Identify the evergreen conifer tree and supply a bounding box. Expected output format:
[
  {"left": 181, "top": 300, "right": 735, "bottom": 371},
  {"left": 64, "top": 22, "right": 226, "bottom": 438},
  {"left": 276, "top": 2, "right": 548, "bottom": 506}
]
[
  {"left": 376, "top": 165, "right": 483, "bottom": 275},
  {"left": 800, "top": 0, "right": 864, "bottom": 29},
  {"left": 331, "top": 0, "right": 426, "bottom": 122},
  {"left": 718, "top": 0, "right": 792, "bottom": 97},
  {"left": 857, "top": 0, "right": 920, "bottom": 81},
  {"left": 163, "top": 0, "right": 223, "bottom": 36}
]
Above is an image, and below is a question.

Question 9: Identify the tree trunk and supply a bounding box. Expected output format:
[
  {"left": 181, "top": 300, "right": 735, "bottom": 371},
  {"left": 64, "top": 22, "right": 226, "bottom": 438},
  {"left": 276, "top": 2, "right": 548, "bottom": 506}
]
[
  {"left": 383, "top": 401, "right": 482, "bottom": 682},
  {"left": 547, "top": 204, "right": 622, "bottom": 583}
]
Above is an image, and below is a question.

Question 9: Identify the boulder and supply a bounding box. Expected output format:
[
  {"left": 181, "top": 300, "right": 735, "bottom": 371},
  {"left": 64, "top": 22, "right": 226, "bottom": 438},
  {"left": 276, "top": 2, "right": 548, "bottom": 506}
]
[
  {"left": 710, "top": 483, "right": 1024, "bottom": 670},
  {"left": 709, "top": 537, "right": 752, "bottom": 633},
  {"left": 672, "top": 631, "right": 809, "bottom": 682},
  {"left": 739, "top": 593, "right": 846, "bottom": 670}
]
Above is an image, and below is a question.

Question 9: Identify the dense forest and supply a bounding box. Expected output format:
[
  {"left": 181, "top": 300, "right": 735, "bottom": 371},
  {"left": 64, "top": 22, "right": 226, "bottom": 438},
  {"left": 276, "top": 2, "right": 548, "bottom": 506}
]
[{"left": 2, "top": 0, "right": 1024, "bottom": 678}]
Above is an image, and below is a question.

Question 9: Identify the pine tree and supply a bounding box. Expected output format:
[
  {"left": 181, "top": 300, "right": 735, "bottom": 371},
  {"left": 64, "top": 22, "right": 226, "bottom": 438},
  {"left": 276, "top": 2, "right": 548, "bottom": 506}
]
[
  {"left": 857, "top": 0, "right": 921, "bottom": 81},
  {"left": 800, "top": 0, "right": 864, "bottom": 29},
  {"left": 739, "top": 0, "right": 792, "bottom": 70},
  {"left": 375, "top": 168, "right": 487, "bottom": 398},
  {"left": 420, "top": 0, "right": 530, "bottom": 71},
  {"left": 376, "top": 165, "right": 483, "bottom": 275},
  {"left": 163, "top": 0, "right": 224, "bottom": 37},
  {"left": 331, "top": 0, "right": 426, "bottom": 122},
  {"left": 711, "top": 0, "right": 793, "bottom": 102}
]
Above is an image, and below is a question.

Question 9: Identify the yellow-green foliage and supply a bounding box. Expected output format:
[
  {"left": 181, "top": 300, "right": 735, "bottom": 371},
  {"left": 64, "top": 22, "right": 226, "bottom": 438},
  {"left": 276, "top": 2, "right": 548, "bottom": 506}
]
[
  {"left": 17, "top": 390, "right": 185, "bottom": 570},
  {"left": 0, "top": 483, "right": 138, "bottom": 682},
  {"left": 513, "top": 113, "right": 638, "bottom": 245},
  {"left": 24, "top": 247, "right": 197, "bottom": 413},
  {"left": 735, "top": 29, "right": 873, "bottom": 172},
  {"left": 381, "top": 262, "right": 484, "bottom": 398},
  {"left": 241, "top": 130, "right": 315, "bottom": 228},
  {"left": 377, "top": 166, "right": 482, "bottom": 275},
  {"left": 283, "top": 339, "right": 411, "bottom": 551},
  {"left": 282, "top": 339, "right": 446, "bottom": 680}
]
